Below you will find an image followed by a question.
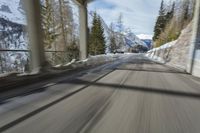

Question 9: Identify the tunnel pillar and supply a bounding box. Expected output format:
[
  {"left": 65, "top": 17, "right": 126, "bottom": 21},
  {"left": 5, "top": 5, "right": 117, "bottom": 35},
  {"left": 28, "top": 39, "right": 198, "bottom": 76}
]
[
  {"left": 187, "top": 0, "right": 200, "bottom": 77},
  {"left": 23, "top": 0, "right": 46, "bottom": 73},
  {"left": 79, "top": 4, "right": 88, "bottom": 60}
]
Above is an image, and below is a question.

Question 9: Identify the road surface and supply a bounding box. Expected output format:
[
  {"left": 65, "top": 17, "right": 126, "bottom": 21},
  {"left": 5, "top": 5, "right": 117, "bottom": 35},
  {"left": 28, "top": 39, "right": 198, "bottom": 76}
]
[{"left": 1, "top": 54, "right": 200, "bottom": 133}]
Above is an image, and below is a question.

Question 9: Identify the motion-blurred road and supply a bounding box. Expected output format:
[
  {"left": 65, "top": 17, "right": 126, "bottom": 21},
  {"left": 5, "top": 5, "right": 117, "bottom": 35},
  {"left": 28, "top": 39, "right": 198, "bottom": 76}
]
[{"left": 1, "top": 54, "right": 200, "bottom": 133}]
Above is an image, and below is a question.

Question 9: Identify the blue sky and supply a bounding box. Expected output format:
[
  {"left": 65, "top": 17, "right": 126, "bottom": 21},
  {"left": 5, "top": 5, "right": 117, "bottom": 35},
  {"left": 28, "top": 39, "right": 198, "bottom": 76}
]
[{"left": 88, "top": 0, "right": 170, "bottom": 37}]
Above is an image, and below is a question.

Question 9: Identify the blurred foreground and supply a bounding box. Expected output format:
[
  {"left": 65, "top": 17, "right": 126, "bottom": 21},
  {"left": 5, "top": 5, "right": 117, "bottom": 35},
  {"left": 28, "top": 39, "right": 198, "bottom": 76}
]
[{"left": 0, "top": 54, "right": 200, "bottom": 133}]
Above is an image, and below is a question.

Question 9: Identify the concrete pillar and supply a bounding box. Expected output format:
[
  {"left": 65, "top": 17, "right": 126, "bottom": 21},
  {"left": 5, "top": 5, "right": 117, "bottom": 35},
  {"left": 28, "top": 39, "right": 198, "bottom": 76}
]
[
  {"left": 23, "top": 0, "right": 46, "bottom": 73},
  {"left": 187, "top": 0, "right": 200, "bottom": 75},
  {"left": 79, "top": 4, "right": 88, "bottom": 60},
  {"left": 23, "top": 0, "right": 45, "bottom": 73}
]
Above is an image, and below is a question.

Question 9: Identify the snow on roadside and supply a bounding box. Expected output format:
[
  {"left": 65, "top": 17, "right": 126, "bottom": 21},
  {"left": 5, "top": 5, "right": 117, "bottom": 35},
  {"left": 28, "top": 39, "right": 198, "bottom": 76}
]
[
  {"left": 147, "top": 40, "right": 177, "bottom": 53},
  {"left": 53, "top": 53, "right": 133, "bottom": 69},
  {"left": 1, "top": 53, "right": 135, "bottom": 78},
  {"left": 146, "top": 40, "right": 177, "bottom": 63}
]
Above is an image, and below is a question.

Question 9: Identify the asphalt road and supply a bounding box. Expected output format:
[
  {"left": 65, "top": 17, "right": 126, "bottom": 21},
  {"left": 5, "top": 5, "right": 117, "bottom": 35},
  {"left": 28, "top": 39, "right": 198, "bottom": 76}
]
[{"left": 1, "top": 54, "right": 200, "bottom": 133}]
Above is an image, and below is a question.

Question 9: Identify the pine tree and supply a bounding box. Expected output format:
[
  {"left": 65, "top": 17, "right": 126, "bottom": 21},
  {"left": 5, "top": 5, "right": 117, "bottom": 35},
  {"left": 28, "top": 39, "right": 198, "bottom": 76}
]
[
  {"left": 66, "top": 38, "right": 79, "bottom": 62},
  {"left": 89, "top": 12, "right": 98, "bottom": 55},
  {"left": 153, "top": 0, "right": 166, "bottom": 42},
  {"left": 97, "top": 16, "right": 106, "bottom": 54},
  {"left": 166, "top": 2, "right": 175, "bottom": 22},
  {"left": 110, "top": 36, "right": 116, "bottom": 53},
  {"left": 89, "top": 12, "right": 106, "bottom": 55},
  {"left": 117, "top": 13, "right": 124, "bottom": 49},
  {"left": 41, "top": 0, "right": 57, "bottom": 48},
  {"left": 58, "top": 0, "right": 67, "bottom": 47},
  {"left": 159, "top": 0, "right": 165, "bottom": 16},
  {"left": 109, "top": 23, "right": 117, "bottom": 53},
  {"left": 183, "top": 0, "right": 190, "bottom": 21}
]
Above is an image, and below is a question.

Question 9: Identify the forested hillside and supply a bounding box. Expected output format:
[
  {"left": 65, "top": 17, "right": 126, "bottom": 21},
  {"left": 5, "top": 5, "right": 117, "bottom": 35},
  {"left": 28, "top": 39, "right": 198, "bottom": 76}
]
[{"left": 153, "top": 0, "right": 195, "bottom": 47}]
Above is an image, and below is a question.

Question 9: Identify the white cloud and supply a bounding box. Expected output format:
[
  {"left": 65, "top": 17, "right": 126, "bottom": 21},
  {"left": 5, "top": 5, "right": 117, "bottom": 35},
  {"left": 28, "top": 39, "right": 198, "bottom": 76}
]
[
  {"left": 88, "top": 0, "right": 170, "bottom": 35},
  {"left": 137, "top": 34, "right": 153, "bottom": 40}
]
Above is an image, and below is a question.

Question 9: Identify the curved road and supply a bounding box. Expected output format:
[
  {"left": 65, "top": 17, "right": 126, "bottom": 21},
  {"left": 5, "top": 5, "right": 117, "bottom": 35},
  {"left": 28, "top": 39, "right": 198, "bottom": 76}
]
[{"left": 1, "top": 54, "right": 200, "bottom": 133}]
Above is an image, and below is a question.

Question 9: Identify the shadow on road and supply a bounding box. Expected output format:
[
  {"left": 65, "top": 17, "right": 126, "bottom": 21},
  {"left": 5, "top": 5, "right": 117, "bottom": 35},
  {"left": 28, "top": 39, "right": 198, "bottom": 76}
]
[
  {"left": 66, "top": 79, "right": 200, "bottom": 100},
  {"left": 116, "top": 68, "right": 187, "bottom": 74}
]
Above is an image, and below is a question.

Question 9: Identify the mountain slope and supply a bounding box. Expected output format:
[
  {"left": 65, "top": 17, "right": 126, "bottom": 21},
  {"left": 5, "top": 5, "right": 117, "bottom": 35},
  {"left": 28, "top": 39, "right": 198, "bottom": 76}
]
[{"left": 0, "top": 0, "right": 26, "bottom": 25}]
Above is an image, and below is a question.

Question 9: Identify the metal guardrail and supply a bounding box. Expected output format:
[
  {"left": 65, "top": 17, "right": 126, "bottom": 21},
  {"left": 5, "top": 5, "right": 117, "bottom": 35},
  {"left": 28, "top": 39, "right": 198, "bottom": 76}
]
[
  {"left": 0, "top": 49, "right": 68, "bottom": 73},
  {"left": 0, "top": 49, "right": 66, "bottom": 53},
  {"left": 0, "top": 49, "right": 29, "bottom": 52}
]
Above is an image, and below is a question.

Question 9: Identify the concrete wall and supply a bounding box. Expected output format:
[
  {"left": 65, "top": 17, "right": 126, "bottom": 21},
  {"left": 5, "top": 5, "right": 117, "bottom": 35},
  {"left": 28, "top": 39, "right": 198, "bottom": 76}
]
[
  {"left": 187, "top": 0, "right": 200, "bottom": 77},
  {"left": 189, "top": 50, "right": 200, "bottom": 77}
]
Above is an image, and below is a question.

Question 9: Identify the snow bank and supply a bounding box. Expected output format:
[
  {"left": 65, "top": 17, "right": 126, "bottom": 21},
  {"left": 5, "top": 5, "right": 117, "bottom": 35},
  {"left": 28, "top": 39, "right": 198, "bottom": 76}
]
[
  {"left": 146, "top": 22, "right": 193, "bottom": 70},
  {"left": 148, "top": 40, "right": 177, "bottom": 52},
  {"left": 146, "top": 40, "right": 177, "bottom": 63}
]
